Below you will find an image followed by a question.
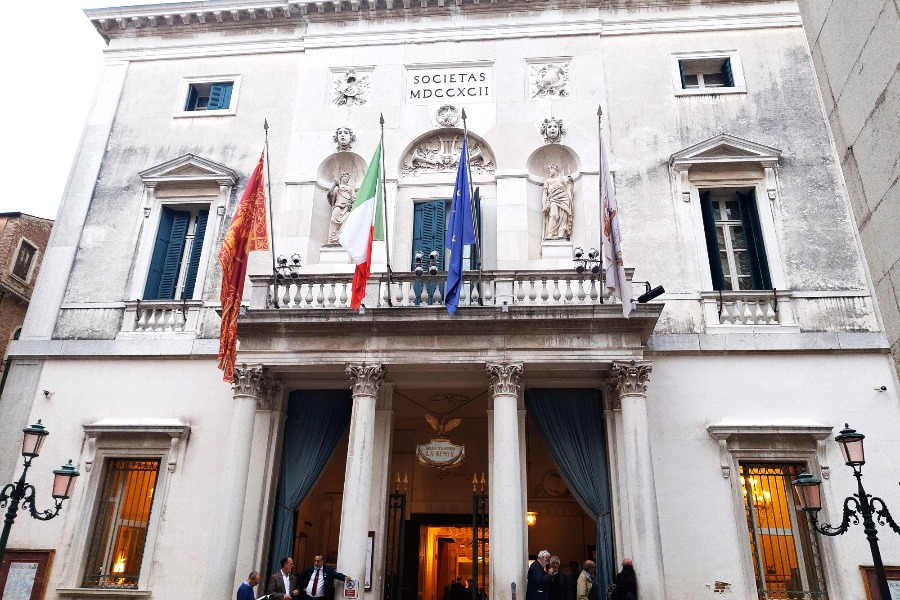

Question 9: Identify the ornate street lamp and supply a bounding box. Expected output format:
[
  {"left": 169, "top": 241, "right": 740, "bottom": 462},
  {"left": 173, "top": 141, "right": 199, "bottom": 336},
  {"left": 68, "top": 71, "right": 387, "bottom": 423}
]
[
  {"left": 0, "top": 420, "right": 80, "bottom": 559},
  {"left": 792, "top": 424, "right": 900, "bottom": 600}
]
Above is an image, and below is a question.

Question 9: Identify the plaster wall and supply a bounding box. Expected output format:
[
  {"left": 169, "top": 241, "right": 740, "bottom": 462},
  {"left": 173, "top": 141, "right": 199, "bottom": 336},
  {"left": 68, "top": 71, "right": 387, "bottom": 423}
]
[{"left": 797, "top": 0, "right": 900, "bottom": 378}]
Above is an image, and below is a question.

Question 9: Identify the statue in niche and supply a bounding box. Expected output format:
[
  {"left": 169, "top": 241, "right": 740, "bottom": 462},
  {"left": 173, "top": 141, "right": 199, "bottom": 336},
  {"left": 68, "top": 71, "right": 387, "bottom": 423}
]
[
  {"left": 326, "top": 171, "right": 358, "bottom": 244},
  {"left": 542, "top": 163, "right": 574, "bottom": 240},
  {"left": 333, "top": 126, "right": 356, "bottom": 151},
  {"left": 540, "top": 117, "right": 565, "bottom": 143}
]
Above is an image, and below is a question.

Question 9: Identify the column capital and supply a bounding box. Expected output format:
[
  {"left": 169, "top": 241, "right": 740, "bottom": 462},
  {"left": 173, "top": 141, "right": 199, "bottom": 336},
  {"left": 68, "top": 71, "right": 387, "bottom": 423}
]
[
  {"left": 232, "top": 364, "right": 270, "bottom": 399},
  {"left": 602, "top": 379, "right": 622, "bottom": 410},
  {"left": 346, "top": 363, "right": 385, "bottom": 397},
  {"left": 608, "top": 360, "right": 652, "bottom": 397},
  {"left": 486, "top": 363, "right": 524, "bottom": 396},
  {"left": 257, "top": 378, "right": 284, "bottom": 412}
]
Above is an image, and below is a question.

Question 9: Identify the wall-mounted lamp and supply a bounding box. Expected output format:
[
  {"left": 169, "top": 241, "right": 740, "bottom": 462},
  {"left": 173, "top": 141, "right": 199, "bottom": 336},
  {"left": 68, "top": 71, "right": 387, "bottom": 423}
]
[
  {"left": 414, "top": 250, "right": 440, "bottom": 277},
  {"left": 526, "top": 511, "right": 537, "bottom": 526},
  {"left": 275, "top": 254, "right": 303, "bottom": 280},
  {"left": 572, "top": 247, "right": 601, "bottom": 274},
  {"left": 636, "top": 282, "right": 665, "bottom": 303}
]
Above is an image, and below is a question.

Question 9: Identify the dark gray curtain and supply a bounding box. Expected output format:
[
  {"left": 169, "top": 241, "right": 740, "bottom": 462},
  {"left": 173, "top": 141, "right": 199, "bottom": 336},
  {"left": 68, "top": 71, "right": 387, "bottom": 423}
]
[
  {"left": 525, "top": 389, "right": 615, "bottom": 593},
  {"left": 269, "top": 390, "right": 352, "bottom": 575}
]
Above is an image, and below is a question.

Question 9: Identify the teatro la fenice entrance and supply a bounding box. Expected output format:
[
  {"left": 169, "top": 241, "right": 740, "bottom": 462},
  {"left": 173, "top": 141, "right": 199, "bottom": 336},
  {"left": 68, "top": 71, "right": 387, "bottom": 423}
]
[{"left": 264, "top": 380, "right": 614, "bottom": 600}]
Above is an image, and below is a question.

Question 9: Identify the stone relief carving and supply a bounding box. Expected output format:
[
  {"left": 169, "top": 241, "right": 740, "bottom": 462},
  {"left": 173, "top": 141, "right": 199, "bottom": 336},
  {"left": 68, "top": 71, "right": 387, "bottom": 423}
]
[
  {"left": 486, "top": 363, "right": 523, "bottom": 396},
  {"left": 401, "top": 132, "right": 495, "bottom": 177},
  {"left": 529, "top": 61, "right": 570, "bottom": 99},
  {"left": 232, "top": 364, "right": 270, "bottom": 397},
  {"left": 542, "top": 163, "right": 574, "bottom": 240},
  {"left": 327, "top": 171, "right": 358, "bottom": 244},
  {"left": 332, "top": 69, "right": 371, "bottom": 106},
  {"left": 540, "top": 117, "right": 565, "bottom": 143},
  {"left": 346, "top": 363, "right": 385, "bottom": 397},
  {"left": 607, "top": 360, "right": 653, "bottom": 396},
  {"left": 333, "top": 126, "right": 356, "bottom": 151},
  {"left": 435, "top": 104, "right": 460, "bottom": 127}
]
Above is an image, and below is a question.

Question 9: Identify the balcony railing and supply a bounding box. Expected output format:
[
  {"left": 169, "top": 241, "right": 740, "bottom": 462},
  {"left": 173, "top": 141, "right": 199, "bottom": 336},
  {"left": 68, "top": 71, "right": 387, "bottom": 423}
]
[
  {"left": 120, "top": 300, "right": 203, "bottom": 334},
  {"left": 701, "top": 290, "right": 796, "bottom": 328},
  {"left": 249, "top": 269, "right": 635, "bottom": 311}
]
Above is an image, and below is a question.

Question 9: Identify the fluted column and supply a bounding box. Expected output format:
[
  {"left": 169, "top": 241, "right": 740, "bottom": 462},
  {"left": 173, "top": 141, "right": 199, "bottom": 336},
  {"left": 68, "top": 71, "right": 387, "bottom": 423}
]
[
  {"left": 487, "top": 363, "right": 525, "bottom": 600},
  {"left": 337, "top": 364, "right": 385, "bottom": 587},
  {"left": 607, "top": 361, "right": 666, "bottom": 600},
  {"left": 202, "top": 365, "right": 271, "bottom": 600}
]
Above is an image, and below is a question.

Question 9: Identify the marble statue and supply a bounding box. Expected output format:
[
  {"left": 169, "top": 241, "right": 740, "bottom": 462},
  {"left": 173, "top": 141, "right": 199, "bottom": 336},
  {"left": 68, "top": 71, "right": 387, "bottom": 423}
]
[
  {"left": 327, "top": 171, "right": 358, "bottom": 244},
  {"left": 542, "top": 163, "right": 574, "bottom": 240},
  {"left": 333, "top": 127, "right": 356, "bottom": 151},
  {"left": 540, "top": 117, "right": 565, "bottom": 143}
]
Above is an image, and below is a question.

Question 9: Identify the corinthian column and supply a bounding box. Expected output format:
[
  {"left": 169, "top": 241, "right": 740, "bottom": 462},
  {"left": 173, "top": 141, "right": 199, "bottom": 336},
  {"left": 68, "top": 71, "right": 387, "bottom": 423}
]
[
  {"left": 202, "top": 365, "right": 270, "bottom": 600},
  {"left": 608, "top": 361, "right": 666, "bottom": 600},
  {"left": 486, "top": 363, "right": 525, "bottom": 600},
  {"left": 337, "top": 364, "right": 385, "bottom": 586}
]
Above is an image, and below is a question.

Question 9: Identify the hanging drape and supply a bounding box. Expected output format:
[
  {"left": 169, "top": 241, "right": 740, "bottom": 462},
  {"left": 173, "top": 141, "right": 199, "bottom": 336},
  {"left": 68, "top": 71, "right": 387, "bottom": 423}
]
[
  {"left": 524, "top": 389, "right": 615, "bottom": 594},
  {"left": 269, "top": 390, "right": 353, "bottom": 575}
]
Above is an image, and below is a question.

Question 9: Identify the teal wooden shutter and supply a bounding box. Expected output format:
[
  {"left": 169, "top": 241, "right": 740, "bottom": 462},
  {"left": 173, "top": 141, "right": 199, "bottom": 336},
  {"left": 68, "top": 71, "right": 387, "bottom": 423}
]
[
  {"left": 700, "top": 191, "right": 726, "bottom": 290},
  {"left": 185, "top": 85, "right": 199, "bottom": 111},
  {"left": 678, "top": 60, "right": 687, "bottom": 88},
  {"left": 411, "top": 200, "right": 446, "bottom": 304},
  {"left": 180, "top": 210, "right": 209, "bottom": 300},
  {"left": 721, "top": 59, "right": 734, "bottom": 87},
  {"left": 207, "top": 83, "right": 233, "bottom": 110},
  {"left": 144, "top": 208, "right": 190, "bottom": 299},
  {"left": 737, "top": 191, "right": 771, "bottom": 289}
]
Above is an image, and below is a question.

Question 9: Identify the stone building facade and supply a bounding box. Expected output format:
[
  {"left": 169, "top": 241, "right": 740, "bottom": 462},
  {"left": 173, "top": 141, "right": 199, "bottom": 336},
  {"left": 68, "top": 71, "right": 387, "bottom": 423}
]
[
  {"left": 0, "top": 212, "right": 52, "bottom": 383},
  {"left": 796, "top": 0, "right": 900, "bottom": 380},
  {"left": 1, "top": 1, "right": 899, "bottom": 600}
]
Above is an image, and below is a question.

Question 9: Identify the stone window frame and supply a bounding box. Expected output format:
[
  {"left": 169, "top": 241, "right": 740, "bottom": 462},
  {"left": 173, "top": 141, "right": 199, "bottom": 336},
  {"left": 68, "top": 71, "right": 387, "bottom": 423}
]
[
  {"left": 670, "top": 50, "right": 747, "bottom": 96},
  {"left": 707, "top": 423, "right": 838, "bottom": 600},
  {"left": 173, "top": 74, "right": 242, "bottom": 118},
  {"left": 9, "top": 236, "right": 40, "bottom": 283},
  {"left": 57, "top": 420, "right": 190, "bottom": 597}
]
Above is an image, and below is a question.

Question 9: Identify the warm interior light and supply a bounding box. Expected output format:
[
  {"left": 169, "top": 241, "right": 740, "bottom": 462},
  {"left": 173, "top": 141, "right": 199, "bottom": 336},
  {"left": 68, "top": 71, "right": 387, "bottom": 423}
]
[
  {"left": 526, "top": 511, "right": 537, "bottom": 526},
  {"left": 740, "top": 476, "right": 772, "bottom": 511},
  {"left": 113, "top": 556, "right": 126, "bottom": 574}
]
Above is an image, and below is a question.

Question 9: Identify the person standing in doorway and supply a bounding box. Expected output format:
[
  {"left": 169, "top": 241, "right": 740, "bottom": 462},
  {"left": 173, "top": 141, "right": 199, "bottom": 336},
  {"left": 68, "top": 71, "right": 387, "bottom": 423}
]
[
  {"left": 239, "top": 571, "right": 261, "bottom": 600},
  {"left": 610, "top": 559, "right": 637, "bottom": 600},
  {"left": 299, "top": 554, "right": 352, "bottom": 600},
  {"left": 548, "top": 556, "right": 571, "bottom": 600},
  {"left": 526, "top": 550, "right": 554, "bottom": 600},
  {"left": 268, "top": 558, "right": 300, "bottom": 600},
  {"left": 576, "top": 561, "right": 596, "bottom": 600}
]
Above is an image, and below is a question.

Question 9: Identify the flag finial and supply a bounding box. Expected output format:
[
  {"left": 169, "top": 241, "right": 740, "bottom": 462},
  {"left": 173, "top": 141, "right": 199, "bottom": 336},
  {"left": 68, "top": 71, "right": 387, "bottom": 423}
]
[
  {"left": 264, "top": 119, "right": 269, "bottom": 132},
  {"left": 380, "top": 113, "right": 385, "bottom": 126}
]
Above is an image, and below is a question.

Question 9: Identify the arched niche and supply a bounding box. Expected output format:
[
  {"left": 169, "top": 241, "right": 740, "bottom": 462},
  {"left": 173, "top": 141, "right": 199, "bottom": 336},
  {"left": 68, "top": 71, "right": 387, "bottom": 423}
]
[
  {"left": 526, "top": 144, "right": 581, "bottom": 185},
  {"left": 316, "top": 152, "right": 368, "bottom": 191},
  {"left": 398, "top": 128, "right": 496, "bottom": 185}
]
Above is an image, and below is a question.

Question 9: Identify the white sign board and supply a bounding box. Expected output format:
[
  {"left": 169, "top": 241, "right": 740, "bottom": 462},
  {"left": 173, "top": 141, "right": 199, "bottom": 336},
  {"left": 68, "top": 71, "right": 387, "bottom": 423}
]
[
  {"left": 2, "top": 562, "right": 38, "bottom": 600},
  {"left": 406, "top": 66, "right": 493, "bottom": 105}
]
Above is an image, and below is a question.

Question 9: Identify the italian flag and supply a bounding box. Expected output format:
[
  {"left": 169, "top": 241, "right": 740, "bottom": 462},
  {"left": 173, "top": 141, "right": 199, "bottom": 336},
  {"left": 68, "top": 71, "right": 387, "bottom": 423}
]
[{"left": 339, "top": 142, "right": 384, "bottom": 310}]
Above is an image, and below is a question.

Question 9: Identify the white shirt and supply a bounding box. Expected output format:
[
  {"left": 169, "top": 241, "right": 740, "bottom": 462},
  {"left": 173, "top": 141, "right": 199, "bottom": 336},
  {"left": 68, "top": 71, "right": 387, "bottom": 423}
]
[
  {"left": 306, "top": 568, "right": 324, "bottom": 597},
  {"left": 282, "top": 571, "right": 292, "bottom": 595}
]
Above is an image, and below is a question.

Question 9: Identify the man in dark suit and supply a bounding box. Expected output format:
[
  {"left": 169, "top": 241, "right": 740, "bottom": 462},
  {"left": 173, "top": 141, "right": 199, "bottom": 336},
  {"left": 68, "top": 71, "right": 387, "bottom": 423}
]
[
  {"left": 268, "top": 557, "right": 300, "bottom": 600},
  {"left": 238, "top": 571, "right": 261, "bottom": 600},
  {"left": 526, "top": 550, "right": 554, "bottom": 600},
  {"left": 299, "top": 554, "right": 352, "bottom": 600}
]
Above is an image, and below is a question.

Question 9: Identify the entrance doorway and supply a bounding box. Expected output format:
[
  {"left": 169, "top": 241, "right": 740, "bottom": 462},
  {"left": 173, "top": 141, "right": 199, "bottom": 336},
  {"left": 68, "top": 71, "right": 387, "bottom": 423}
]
[{"left": 421, "top": 524, "right": 489, "bottom": 600}]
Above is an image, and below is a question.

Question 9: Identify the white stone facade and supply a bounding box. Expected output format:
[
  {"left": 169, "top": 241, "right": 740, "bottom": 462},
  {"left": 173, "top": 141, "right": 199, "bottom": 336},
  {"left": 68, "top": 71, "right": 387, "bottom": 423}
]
[{"left": 0, "top": 2, "right": 898, "bottom": 600}]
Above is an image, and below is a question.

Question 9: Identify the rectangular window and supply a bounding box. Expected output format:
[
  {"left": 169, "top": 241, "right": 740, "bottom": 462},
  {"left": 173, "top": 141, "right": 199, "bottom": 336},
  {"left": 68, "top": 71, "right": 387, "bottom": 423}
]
[
  {"left": 83, "top": 459, "right": 161, "bottom": 589},
  {"left": 143, "top": 206, "right": 209, "bottom": 300},
  {"left": 740, "top": 463, "right": 828, "bottom": 599},
  {"left": 700, "top": 188, "right": 771, "bottom": 291},
  {"left": 184, "top": 82, "right": 233, "bottom": 111},
  {"left": 679, "top": 57, "right": 734, "bottom": 90},
  {"left": 11, "top": 240, "right": 37, "bottom": 281}
]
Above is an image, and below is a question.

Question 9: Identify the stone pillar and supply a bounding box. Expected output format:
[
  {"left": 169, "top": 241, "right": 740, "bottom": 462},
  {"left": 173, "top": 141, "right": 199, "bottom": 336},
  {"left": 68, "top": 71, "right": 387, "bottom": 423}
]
[
  {"left": 337, "top": 364, "right": 385, "bottom": 586},
  {"left": 487, "top": 363, "right": 526, "bottom": 600},
  {"left": 365, "top": 383, "right": 395, "bottom": 600},
  {"left": 607, "top": 361, "right": 665, "bottom": 600},
  {"left": 602, "top": 382, "right": 630, "bottom": 562},
  {"left": 202, "top": 365, "right": 270, "bottom": 600}
]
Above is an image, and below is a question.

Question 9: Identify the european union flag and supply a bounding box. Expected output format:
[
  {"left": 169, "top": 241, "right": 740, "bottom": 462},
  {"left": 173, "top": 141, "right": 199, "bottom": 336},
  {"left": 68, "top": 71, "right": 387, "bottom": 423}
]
[{"left": 445, "top": 138, "right": 477, "bottom": 315}]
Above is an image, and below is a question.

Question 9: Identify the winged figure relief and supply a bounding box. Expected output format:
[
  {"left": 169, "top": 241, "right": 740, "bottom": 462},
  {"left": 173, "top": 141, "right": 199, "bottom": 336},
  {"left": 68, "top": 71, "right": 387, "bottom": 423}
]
[{"left": 425, "top": 414, "right": 462, "bottom": 438}]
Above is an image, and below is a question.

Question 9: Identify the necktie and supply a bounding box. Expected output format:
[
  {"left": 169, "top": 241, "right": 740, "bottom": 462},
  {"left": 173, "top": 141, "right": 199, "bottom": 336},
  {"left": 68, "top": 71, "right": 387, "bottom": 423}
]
[{"left": 312, "top": 569, "right": 320, "bottom": 596}]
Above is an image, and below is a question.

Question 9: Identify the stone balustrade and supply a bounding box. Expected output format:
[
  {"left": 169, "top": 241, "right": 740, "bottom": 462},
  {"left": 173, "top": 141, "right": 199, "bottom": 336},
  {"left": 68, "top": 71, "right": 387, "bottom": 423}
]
[
  {"left": 700, "top": 290, "right": 796, "bottom": 328},
  {"left": 121, "top": 300, "right": 202, "bottom": 333},
  {"left": 249, "top": 269, "right": 635, "bottom": 311}
]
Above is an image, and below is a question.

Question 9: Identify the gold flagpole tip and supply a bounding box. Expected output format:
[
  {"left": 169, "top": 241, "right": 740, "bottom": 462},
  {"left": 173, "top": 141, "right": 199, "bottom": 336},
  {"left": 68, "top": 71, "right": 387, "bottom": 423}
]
[{"left": 264, "top": 119, "right": 269, "bottom": 131}]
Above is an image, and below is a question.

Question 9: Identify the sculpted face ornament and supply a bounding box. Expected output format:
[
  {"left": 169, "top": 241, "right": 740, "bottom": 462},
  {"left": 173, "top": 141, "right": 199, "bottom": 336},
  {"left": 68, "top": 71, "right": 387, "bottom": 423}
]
[
  {"left": 540, "top": 117, "right": 565, "bottom": 143},
  {"left": 333, "top": 127, "right": 356, "bottom": 151}
]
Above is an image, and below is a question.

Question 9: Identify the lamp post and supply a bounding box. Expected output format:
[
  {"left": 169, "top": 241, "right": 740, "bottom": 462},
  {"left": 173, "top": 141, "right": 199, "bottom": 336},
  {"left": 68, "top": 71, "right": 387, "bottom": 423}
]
[
  {"left": 0, "top": 420, "right": 80, "bottom": 559},
  {"left": 792, "top": 424, "right": 900, "bottom": 600}
]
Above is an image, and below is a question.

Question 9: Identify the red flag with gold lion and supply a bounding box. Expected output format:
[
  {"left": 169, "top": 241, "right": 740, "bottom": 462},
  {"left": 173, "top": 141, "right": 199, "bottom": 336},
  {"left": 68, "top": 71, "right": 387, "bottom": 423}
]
[{"left": 218, "top": 151, "right": 269, "bottom": 382}]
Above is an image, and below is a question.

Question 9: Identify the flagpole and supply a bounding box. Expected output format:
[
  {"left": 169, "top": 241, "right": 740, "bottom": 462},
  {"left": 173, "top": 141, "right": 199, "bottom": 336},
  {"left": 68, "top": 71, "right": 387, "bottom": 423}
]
[
  {"left": 380, "top": 113, "right": 394, "bottom": 307},
  {"left": 460, "top": 109, "right": 483, "bottom": 305},
  {"left": 264, "top": 119, "right": 279, "bottom": 308}
]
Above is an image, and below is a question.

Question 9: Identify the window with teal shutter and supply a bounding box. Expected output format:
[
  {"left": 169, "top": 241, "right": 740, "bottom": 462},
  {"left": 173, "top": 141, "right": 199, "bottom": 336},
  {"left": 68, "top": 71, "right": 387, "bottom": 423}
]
[
  {"left": 700, "top": 188, "right": 771, "bottom": 291},
  {"left": 206, "top": 83, "right": 233, "bottom": 110},
  {"left": 412, "top": 200, "right": 446, "bottom": 305},
  {"left": 181, "top": 210, "right": 209, "bottom": 299},
  {"left": 184, "top": 82, "right": 234, "bottom": 111}
]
